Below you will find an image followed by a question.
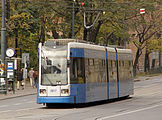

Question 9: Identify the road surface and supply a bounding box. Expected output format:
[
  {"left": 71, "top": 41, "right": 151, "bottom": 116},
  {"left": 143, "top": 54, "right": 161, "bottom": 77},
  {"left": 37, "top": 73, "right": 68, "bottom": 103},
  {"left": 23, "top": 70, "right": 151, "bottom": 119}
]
[{"left": 0, "top": 76, "right": 162, "bottom": 120}]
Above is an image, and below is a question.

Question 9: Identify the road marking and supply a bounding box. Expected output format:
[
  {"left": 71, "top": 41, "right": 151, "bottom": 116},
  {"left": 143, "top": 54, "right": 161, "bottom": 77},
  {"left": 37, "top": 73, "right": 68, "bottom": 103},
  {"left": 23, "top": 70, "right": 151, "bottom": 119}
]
[
  {"left": 0, "top": 110, "right": 12, "bottom": 113},
  {"left": 22, "top": 99, "right": 28, "bottom": 102},
  {"left": 26, "top": 101, "right": 35, "bottom": 104},
  {"left": 97, "top": 103, "right": 162, "bottom": 120},
  {"left": 0, "top": 105, "right": 8, "bottom": 108},
  {"left": 13, "top": 103, "right": 22, "bottom": 106},
  {"left": 0, "top": 107, "right": 35, "bottom": 114}
]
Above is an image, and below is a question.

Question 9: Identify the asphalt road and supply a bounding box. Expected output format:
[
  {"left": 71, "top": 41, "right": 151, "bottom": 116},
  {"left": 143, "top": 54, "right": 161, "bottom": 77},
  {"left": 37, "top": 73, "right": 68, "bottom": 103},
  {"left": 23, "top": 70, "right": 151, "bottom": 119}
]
[{"left": 0, "top": 76, "right": 162, "bottom": 120}]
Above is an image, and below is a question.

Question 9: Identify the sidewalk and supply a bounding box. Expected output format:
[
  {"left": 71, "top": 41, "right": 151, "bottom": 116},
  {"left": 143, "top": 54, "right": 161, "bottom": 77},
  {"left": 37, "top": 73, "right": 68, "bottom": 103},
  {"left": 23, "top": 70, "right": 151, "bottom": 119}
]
[
  {"left": 134, "top": 74, "right": 162, "bottom": 82},
  {"left": 0, "top": 82, "right": 37, "bottom": 100}
]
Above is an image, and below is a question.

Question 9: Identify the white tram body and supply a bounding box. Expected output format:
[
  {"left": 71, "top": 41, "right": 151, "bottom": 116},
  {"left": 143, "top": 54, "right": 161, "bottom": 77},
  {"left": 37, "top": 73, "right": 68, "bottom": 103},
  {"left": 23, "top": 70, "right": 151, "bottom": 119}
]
[{"left": 37, "top": 39, "right": 134, "bottom": 105}]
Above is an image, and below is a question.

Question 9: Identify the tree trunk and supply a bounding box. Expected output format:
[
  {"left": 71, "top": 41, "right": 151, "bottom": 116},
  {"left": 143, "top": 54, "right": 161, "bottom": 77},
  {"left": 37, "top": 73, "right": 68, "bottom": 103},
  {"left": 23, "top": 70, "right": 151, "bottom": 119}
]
[
  {"left": 152, "top": 59, "right": 155, "bottom": 69},
  {"left": 144, "top": 49, "right": 150, "bottom": 72},
  {"left": 88, "top": 20, "right": 102, "bottom": 43},
  {"left": 83, "top": 27, "right": 87, "bottom": 41},
  {"left": 39, "top": 17, "right": 45, "bottom": 43},
  {"left": 133, "top": 48, "right": 141, "bottom": 76},
  {"left": 6, "top": 0, "right": 10, "bottom": 19},
  {"left": 104, "top": 32, "right": 113, "bottom": 45}
]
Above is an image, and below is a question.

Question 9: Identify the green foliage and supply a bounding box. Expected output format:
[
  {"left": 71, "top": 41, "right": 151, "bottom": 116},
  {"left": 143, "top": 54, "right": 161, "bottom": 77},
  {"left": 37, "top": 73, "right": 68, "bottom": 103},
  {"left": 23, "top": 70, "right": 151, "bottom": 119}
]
[{"left": 0, "top": 0, "right": 161, "bottom": 68}]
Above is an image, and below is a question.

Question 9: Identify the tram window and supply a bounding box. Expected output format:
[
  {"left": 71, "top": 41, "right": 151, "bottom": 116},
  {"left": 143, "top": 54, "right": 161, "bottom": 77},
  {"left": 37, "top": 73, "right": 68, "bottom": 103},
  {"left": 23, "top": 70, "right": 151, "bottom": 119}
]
[
  {"left": 46, "top": 57, "right": 52, "bottom": 65},
  {"left": 122, "top": 61, "right": 124, "bottom": 66},
  {"left": 93, "top": 59, "right": 95, "bottom": 65},
  {"left": 125, "top": 61, "right": 129, "bottom": 68},
  {"left": 88, "top": 59, "right": 90, "bottom": 66},
  {"left": 119, "top": 61, "right": 121, "bottom": 67},
  {"left": 89, "top": 59, "right": 94, "bottom": 66},
  {"left": 102, "top": 60, "right": 105, "bottom": 66},
  {"left": 114, "top": 61, "right": 117, "bottom": 67},
  {"left": 70, "top": 57, "right": 85, "bottom": 84},
  {"left": 95, "top": 59, "right": 99, "bottom": 66},
  {"left": 71, "top": 59, "right": 77, "bottom": 81},
  {"left": 129, "top": 61, "right": 132, "bottom": 67},
  {"left": 111, "top": 60, "right": 113, "bottom": 67}
]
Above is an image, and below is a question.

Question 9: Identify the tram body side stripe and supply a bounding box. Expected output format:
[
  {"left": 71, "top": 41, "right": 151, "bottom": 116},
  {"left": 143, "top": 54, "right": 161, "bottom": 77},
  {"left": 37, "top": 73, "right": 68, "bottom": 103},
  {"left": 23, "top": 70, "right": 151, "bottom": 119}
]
[
  {"left": 115, "top": 49, "right": 119, "bottom": 98},
  {"left": 105, "top": 48, "right": 109, "bottom": 99}
]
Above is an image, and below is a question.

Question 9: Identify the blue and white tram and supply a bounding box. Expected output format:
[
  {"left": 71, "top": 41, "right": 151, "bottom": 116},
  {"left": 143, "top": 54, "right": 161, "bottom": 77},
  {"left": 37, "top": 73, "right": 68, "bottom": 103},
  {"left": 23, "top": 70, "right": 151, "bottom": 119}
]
[{"left": 37, "top": 39, "right": 134, "bottom": 105}]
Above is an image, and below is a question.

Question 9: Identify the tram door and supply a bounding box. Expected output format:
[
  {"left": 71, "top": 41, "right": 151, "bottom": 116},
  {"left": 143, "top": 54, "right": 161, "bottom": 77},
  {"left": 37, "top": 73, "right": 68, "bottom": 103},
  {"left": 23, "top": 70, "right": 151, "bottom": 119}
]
[{"left": 108, "top": 54, "right": 118, "bottom": 99}]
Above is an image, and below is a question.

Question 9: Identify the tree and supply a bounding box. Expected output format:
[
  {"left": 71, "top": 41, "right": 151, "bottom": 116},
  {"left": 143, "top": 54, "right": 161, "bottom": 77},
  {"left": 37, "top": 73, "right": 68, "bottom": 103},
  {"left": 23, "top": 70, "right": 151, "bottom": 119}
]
[{"left": 127, "top": 1, "right": 162, "bottom": 75}]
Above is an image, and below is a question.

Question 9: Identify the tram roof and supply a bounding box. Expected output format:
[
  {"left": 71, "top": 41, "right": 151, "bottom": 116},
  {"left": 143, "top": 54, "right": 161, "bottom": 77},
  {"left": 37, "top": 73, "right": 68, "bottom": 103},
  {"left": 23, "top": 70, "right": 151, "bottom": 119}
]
[
  {"left": 116, "top": 48, "right": 132, "bottom": 54},
  {"left": 45, "top": 39, "right": 87, "bottom": 46},
  {"left": 44, "top": 39, "right": 132, "bottom": 53}
]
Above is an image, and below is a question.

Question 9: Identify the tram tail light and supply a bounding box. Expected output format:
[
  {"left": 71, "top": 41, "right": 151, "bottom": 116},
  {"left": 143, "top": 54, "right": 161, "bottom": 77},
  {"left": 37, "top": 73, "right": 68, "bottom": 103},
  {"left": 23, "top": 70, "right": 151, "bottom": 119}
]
[{"left": 61, "top": 89, "right": 69, "bottom": 94}]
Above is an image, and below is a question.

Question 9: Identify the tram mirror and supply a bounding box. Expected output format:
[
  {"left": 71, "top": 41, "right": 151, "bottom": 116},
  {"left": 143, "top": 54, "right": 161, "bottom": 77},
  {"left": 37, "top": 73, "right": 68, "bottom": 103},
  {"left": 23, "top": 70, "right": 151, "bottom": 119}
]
[{"left": 67, "top": 60, "right": 71, "bottom": 67}]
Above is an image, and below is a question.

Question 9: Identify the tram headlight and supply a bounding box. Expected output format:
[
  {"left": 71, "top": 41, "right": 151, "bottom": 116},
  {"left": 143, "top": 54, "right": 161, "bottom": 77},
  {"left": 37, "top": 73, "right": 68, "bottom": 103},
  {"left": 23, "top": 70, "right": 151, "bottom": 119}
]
[
  {"left": 61, "top": 89, "right": 69, "bottom": 94},
  {"left": 40, "top": 89, "right": 46, "bottom": 94}
]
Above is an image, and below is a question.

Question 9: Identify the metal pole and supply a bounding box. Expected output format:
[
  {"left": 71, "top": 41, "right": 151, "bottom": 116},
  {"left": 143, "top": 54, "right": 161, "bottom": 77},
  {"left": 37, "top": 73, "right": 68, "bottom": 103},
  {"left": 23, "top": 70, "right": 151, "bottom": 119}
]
[
  {"left": 0, "top": 0, "right": 6, "bottom": 94},
  {"left": 72, "top": 1, "right": 75, "bottom": 39},
  {"left": 1, "top": 0, "right": 6, "bottom": 64},
  {"left": 24, "top": 62, "right": 27, "bottom": 89}
]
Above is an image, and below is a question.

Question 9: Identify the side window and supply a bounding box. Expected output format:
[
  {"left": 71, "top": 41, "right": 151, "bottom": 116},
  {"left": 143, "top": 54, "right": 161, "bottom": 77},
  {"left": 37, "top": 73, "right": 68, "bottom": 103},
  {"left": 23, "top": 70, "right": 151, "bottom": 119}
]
[
  {"left": 102, "top": 60, "right": 105, "bottom": 66},
  {"left": 108, "top": 60, "right": 113, "bottom": 70},
  {"left": 111, "top": 60, "right": 113, "bottom": 67},
  {"left": 70, "top": 58, "right": 77, "bottom": 83},
  {"left": 119, "top": 61, "right": 121, "bottom": 67},
  {"left": 129, "top": 61, "right": 132, "bottom": 68},
  {"left": 70, "top": 57, "right": 85, "bottom": 84},
  {"left": 88, "top": 59, "right": 90, "bottom": 66},
  {"left": 122, "top": 61, "right": 124, "bottom": 67}
]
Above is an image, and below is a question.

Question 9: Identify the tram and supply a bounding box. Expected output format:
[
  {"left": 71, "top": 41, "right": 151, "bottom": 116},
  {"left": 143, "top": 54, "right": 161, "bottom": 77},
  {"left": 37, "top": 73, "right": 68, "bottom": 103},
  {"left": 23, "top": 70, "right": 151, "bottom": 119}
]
[{"left": 37, "top": 39, "right": 133, "bottom": 106}]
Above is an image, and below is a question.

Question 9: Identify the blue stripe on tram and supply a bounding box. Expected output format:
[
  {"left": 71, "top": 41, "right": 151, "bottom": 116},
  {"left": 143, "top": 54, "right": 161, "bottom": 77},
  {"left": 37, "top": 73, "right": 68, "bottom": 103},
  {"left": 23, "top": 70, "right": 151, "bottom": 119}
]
[
  {"left": 70, "top": 48, "right": 84, "bottom": 57},
  {"left": 105, "top": 48, "right": 109, "bottom": 99}
]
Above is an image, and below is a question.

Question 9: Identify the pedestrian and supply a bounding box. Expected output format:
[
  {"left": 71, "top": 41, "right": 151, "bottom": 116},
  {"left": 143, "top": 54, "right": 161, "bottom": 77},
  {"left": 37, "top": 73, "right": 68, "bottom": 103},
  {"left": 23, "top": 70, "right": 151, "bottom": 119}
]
[
  {"left": 28, "top": 68, "right": 35, "bottom": 87},
  {"left": 33, "top": 70, "right": 38, "bottom": 88},
  {"left": 17, "top": 68, "right": 23, "bottom": 90}
]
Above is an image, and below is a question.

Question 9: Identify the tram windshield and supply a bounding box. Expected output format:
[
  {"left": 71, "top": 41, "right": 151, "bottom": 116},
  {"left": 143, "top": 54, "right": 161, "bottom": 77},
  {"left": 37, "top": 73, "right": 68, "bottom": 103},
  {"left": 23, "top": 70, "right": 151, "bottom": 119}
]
[{"left": 41, "top": 46, "right": 67, "bottom": 85}]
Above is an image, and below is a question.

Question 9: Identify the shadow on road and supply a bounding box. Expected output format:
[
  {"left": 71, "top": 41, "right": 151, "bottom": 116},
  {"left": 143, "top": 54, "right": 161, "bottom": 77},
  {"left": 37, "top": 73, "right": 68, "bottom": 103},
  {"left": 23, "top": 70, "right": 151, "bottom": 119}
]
[{"left": 40, "top": 96, "right": 132, "bottom": 109}]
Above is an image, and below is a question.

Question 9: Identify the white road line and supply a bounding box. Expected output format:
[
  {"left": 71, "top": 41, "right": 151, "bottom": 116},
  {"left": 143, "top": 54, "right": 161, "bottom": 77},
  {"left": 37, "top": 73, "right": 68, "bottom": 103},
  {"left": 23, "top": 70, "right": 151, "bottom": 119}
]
[
  {"left": 0, "top": 105, "right": 8, "bottom": 108},
  {"left": 22, "top": 99, "right": 28, "bottom": 102},
  {"left": 0, "top": 110, "right": 12, "bottom": 113},
  {"left": 26, "top": 101, "right": 35, "bottom": 104},
  {"left": 97, "top": 103, "right": 162, "bottom": 120},
  {"left": 0, "top": 107, "right": 35, "bottom": 114},
  {"left": 13, "top": 103, "right": 23, "bottom": 106}
]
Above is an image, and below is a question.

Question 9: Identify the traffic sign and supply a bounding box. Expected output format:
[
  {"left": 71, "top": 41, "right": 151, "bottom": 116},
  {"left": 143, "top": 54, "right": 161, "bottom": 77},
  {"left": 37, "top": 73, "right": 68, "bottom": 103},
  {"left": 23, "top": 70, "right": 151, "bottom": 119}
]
[
  {"left": 140, "top": 8, "right": 145, "bottom": 14},
  {"left": 22, "top": 53, "right": 29, "bottom": 63},
  {"left": 7, "top": 62, "right": 14, "bottom": 70},
  {"left": 6, "top": 48, "right": 15, "bottom": 58}
]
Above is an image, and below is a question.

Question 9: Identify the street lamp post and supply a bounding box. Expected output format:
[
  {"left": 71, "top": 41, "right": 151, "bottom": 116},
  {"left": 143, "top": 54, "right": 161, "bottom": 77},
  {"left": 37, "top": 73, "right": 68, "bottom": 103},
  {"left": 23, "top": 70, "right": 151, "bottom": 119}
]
[
  {"left": 72, "top": 0, "right": 75, "bottom": 39},
  {"left": 1, "top": 0, "right": 6, "bottom": 65},
  {"left": 0, "top": 0, "right": 6, "bottom": 94}
]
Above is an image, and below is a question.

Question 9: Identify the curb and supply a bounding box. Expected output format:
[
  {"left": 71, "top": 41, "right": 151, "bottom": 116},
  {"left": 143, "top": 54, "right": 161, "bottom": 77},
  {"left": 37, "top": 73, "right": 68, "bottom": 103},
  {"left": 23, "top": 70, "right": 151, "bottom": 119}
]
[{"left": 0, "top": 92, "right": 37, "bottom": 101}]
